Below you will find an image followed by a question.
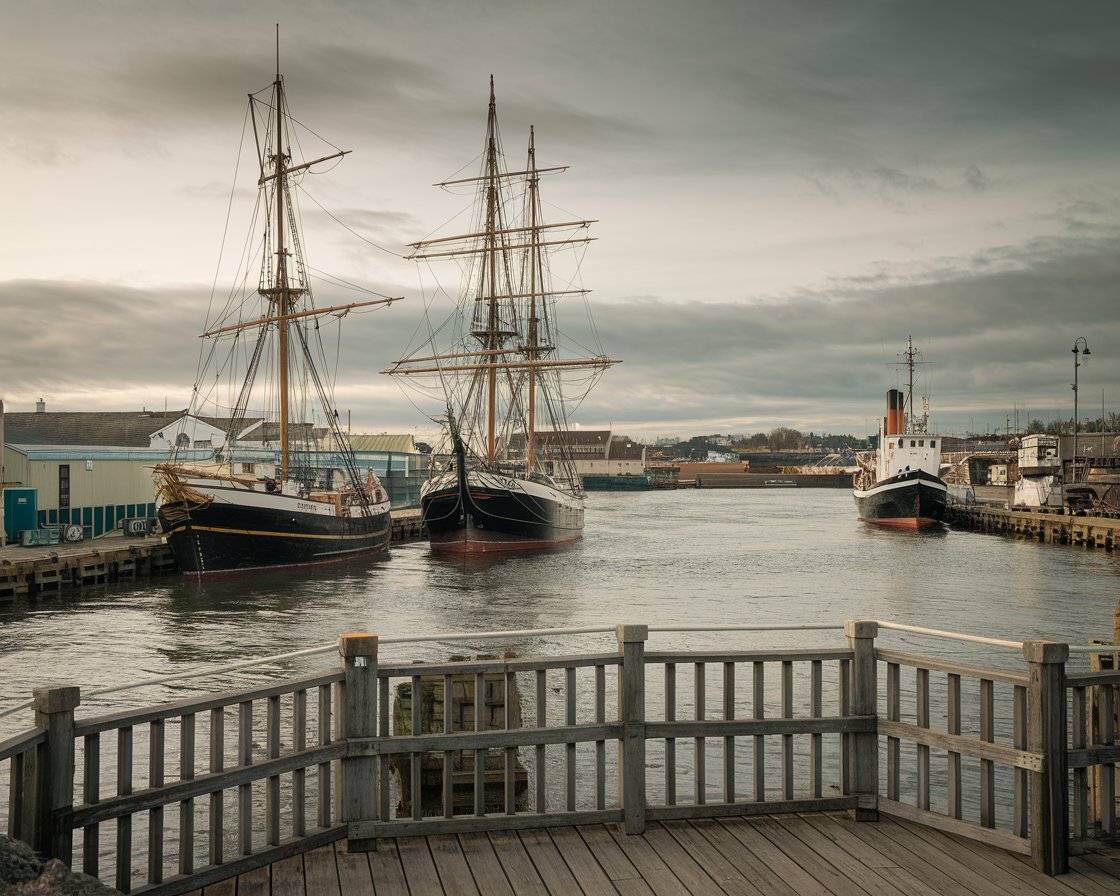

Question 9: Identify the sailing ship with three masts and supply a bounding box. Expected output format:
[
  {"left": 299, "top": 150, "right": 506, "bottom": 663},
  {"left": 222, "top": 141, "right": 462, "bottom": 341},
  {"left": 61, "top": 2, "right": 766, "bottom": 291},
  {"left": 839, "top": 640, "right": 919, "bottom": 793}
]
[
  {"left": 852, "top": 337, "right": 949, "bottom": 529},
  {"left": 386, "top": 78, "right": 618, "bottom": 553},
  {"left": 155, "top": 53, "right": 394, "bottom": 575}
]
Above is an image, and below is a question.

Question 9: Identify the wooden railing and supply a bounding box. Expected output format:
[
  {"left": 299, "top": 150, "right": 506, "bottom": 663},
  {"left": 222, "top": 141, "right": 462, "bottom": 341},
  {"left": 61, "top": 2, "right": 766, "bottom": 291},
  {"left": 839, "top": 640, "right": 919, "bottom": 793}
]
[{"left": 2, "top": 621, "right": 1118, "bottom": 894}]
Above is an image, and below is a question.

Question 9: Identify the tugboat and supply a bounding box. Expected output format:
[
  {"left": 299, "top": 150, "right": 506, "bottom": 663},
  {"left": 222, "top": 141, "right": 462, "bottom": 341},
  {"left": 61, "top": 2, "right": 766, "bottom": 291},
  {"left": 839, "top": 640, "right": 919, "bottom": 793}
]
[{"left": 853, "top": 338, "right": 948, "bottom": 529}]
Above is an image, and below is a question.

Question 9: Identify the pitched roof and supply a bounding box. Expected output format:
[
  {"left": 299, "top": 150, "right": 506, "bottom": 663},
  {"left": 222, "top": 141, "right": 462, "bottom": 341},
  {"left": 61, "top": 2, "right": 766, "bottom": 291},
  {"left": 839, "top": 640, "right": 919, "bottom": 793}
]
[
  {"left": 3, "top": 410, "right": 190, "bottom": 448},
  {"left": 347, "top": 434, "right": 419, "bottom": 454}
]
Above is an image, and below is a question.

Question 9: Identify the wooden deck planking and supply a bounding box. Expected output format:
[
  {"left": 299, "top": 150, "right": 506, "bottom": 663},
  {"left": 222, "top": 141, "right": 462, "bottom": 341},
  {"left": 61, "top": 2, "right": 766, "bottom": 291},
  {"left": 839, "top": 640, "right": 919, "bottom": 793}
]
[{"left": 165, "top": 816, "right": 1119, "bottom": 896}]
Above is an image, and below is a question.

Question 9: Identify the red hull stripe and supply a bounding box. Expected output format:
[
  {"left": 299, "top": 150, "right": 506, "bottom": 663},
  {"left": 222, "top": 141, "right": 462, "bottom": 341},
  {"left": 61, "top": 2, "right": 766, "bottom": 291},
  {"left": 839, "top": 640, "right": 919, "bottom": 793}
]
[
  {"left": 860, "top": 517, "right": 941, "bottom": 531},
  {"left": 429, "top": 531, "right": 582, "bottom": 555}
]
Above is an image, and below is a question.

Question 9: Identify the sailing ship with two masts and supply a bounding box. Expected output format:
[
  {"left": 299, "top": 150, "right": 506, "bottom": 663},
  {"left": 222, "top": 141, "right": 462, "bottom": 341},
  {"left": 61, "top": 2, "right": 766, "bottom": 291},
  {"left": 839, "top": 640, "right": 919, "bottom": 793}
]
[
  {"left": 387, "top": 78, "right": 618, "bottom": 553},
  {"left": 155, "top": 56, "right": 394, "bottom": 575}
]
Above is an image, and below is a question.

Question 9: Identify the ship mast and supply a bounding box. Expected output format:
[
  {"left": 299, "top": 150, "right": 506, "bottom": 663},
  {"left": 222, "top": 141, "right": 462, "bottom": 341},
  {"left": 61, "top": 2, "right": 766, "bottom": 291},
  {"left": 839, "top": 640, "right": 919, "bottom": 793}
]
[
  {"left": 484, "top": 76, "right": 499, "bottom": 465},
  {"left": 526, "top": 126, "right": 540, "bottom": 471},
  {"left": 905, "top": 335, "right": 915, "bottom": 434},
  {"left": 273, "top": 51, "right": 292, "bottom": 480}
]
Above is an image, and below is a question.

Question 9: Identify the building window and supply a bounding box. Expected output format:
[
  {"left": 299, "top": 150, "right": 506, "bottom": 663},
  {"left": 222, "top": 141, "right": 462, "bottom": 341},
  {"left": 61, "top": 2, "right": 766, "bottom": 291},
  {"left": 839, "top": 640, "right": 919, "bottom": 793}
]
[
  {"left": 176, "top": 433, "right": 190, "bottom": 448},
  {"left": 241, "top": 463, "right": 255, "bottom": 474},
  {"left": 59, "top": 464, "right": 70, "bottom": 509}
]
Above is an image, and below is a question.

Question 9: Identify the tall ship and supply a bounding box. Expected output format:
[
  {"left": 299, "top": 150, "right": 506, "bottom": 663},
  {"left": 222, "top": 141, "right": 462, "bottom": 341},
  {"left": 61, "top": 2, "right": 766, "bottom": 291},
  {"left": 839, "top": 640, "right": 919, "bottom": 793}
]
[
  {"left": 155, "top": 52, "right": 394, "bottom": 575},
  {"left": 852, "top": 338, "right": 948, "bottom": 529},
  {"left": 386, "top": 78, "right": 618, "bottom": 553}
]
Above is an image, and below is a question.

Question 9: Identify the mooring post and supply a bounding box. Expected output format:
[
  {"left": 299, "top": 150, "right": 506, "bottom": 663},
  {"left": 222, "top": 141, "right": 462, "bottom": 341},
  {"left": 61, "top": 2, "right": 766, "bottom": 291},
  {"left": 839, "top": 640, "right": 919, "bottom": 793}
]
[
  {"left": 845, "top": 620, "right": 879, "bottom": 820},
  {"left": 1024, "top": 639, "right": 1069, "bottom": 875},
  {"left": 339, "top": 633, "right": 378, "bottom": 827},
  {"left": 32, "top": 685, "right": 80, "bottom": 863},
  {"left": 617, "top": 624, "right": 648, "bottom": 834}
]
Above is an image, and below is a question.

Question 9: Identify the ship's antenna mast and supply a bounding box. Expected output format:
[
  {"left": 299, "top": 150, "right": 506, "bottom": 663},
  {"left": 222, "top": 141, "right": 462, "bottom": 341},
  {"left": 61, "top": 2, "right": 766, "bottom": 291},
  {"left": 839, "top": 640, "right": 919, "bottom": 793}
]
[{"left": 906, "top": 335, "right": 914, "bottom": 434}]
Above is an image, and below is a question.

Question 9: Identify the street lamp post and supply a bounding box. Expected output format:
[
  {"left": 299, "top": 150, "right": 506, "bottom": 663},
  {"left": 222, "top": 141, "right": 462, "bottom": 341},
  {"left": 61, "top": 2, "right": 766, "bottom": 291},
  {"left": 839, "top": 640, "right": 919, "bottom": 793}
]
[{"left": 1071, "top": 337, "right": 1090, "bottom": 489}]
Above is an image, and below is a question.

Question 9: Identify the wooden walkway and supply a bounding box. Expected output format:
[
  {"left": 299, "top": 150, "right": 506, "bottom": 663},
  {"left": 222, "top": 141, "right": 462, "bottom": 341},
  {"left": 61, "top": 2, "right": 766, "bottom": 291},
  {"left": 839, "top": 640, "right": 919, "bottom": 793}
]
[{"left": 185, "top": 814, "right": 1120, "bottom": 896}]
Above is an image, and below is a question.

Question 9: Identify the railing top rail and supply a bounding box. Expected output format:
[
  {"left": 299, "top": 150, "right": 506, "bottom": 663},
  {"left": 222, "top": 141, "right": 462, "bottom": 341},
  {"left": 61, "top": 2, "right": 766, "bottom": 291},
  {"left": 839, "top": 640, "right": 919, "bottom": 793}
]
[
  {"left": 72, "top": 671, "right": 342, "bottom": 737},
  {"left": 0, "top": 726, "right": 46, "bottom": 762},
  {"left": 875, "top": 620, "right": 1025, "bottom": 649}
]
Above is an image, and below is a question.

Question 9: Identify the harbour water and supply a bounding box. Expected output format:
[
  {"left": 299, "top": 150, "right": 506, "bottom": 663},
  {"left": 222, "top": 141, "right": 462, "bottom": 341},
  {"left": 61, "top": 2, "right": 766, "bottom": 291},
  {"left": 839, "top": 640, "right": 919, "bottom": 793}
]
[{"left": 2, "top": 488, "right": 1118, "bottom": 737}]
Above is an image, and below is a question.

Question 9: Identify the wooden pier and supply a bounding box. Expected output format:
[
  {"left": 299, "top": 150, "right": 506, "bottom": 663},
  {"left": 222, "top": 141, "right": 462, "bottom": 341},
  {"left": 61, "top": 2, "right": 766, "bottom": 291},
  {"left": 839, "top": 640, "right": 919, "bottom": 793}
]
[
  {"left": 2, "top": 622, "right": 1118, "bottom": 894},
  {"left": 181, "top": 815, "right": 1120, "bottom": 896},
  {"left": 0, "top": 510, "right": 424, "bottom": 595},
  {"left": 946, "top": 504, "right": 1120, "bottom": 550},
  {"left": 0, "top": 531, "right": 177, "bottom": 597}
]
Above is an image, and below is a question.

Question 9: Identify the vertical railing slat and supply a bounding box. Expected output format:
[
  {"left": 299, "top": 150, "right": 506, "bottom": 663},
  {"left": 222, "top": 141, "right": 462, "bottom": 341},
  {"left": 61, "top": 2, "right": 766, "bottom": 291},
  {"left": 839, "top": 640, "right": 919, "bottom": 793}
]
[
  {"left": 947, "top": 673, "right": 961, "bottom": 820},
  {"left": 1071, "top": 684, "right": 1087, "bottom": 839},
  {"left": 694, "top": 661, "right": 705, "bottom": 805},
  {"left": 292, "top": 690, "right": 306, "bottom": 837},
  {"left": 413, "top": 674, "right": 424, "bottom": 821},
  {"left": 781, "top": 660, "right": 793, "bottom": 801},
  {"left": 1099, "top": 684, "right": 1116, "bottom": 836},
  {"left": 723, "top": 661, "right": 735, "bottom": 804},
  {"left": 886, "top": 663, "right": 899, "bottom": 803},
  {"left": 505, "top": 669, "right": 517, "bottom": 815},
  {"left": 82, "top": 733, "right": 100, "bottom": 877},
  {"left": 535, "top": 669, "right": 546, "bottom": 814},
  {"left": 595, "top": 664, "right": 606, "bottom": 811},
  {"left": 237, "top": 701, "right": 252, "bottom": 856},
  {"left": 208, "top": 707, "right": 223, "bottom": 867},
  {"left": 115, "top": 725, "right": 133, "bottom": 894},
  {"left": 147, "top": 719, "right": 165, "bottom": 885},
  {"left": 178, "top": 713, "right": 195, "bottom": 877},
  {"left": 665, "top": 662, "right": 676, "bottom": 806},
  {"left": 1013, "top": 684, "right": 1028, "bottom": 838},
  {"left": 980, "top": 678, "right": 995, "bottom": 829},
  {"left": 376, "top": 677, "right": 389, "bottom": 825},
  {"left": 753, "top": 661, "right": 765, "bottom": 801},
  {"left": 443, "top": 674, "right": 454, "bottom": 820},
  {"left": 916, "top": 667, "right": 930, "bottom": 811},
  {"left": 810, "top": 660, "right": 822, "bottom": 799},
  {"left": 565, "top": 666, "right": 576, "bottom": 813},
  {"left": 266, "top": 694, "right": 280, "bottom": 846}
]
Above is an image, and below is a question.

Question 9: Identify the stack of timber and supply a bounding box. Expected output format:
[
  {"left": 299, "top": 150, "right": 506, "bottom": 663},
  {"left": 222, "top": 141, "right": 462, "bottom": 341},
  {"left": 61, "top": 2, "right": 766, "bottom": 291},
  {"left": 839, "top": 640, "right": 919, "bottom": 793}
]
[
  {"left": 392, "top": 655, "right": 529, "bottom": 815},
  {"left": 946, "top": 503, "right": 1120, "bottom": 549}
]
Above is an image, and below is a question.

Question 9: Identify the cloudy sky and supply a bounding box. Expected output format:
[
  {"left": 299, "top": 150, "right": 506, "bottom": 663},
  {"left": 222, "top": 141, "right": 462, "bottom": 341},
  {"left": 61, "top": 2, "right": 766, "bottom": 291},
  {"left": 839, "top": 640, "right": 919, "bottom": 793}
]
[{"left": 2, "top": 1, "right": 1119, "bottom": 441}]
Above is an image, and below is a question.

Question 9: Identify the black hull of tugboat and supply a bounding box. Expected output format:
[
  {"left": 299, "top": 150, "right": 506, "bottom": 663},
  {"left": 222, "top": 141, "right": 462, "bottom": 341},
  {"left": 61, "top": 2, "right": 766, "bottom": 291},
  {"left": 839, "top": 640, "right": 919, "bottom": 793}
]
[
  {"left": 853, "top": 470, "right": 948, "bottom": 530},
  {"left": 158, "top": 498, "right": 391, "bottom": 576},
  {"left": 422, "top": 480, "right": 583, "bottom": 554}
]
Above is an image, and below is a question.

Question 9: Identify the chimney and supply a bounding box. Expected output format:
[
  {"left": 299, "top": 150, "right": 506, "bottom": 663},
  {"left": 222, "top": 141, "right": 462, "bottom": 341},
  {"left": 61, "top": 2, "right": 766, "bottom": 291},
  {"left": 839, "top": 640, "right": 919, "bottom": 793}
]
[{"left": 35, "top": 398, "right": 45, "bottom": 413}]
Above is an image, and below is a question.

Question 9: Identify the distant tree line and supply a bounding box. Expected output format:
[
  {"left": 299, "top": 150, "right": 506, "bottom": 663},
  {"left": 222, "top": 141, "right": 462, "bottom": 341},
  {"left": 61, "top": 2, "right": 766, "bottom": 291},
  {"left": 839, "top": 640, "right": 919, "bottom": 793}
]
[
  {"left": 659, "top": 430, "right": 870, "bottom": 459},
  {"left": 1024, "top": 413, "right": 1120, "bottom": 436}
]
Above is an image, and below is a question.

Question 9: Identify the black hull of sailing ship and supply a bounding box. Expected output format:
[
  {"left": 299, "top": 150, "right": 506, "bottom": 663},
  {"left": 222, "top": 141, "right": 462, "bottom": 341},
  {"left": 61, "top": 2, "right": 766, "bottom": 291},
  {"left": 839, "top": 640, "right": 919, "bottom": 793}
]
[
  {"left": 422, "top": 481, "right": 583, "bottom": 554},
  {"left": 159, "top": 499, "right": 391, "bottom": 576},
  {"left": 853, "top": 470, "right": 947, "bottom": 530}
]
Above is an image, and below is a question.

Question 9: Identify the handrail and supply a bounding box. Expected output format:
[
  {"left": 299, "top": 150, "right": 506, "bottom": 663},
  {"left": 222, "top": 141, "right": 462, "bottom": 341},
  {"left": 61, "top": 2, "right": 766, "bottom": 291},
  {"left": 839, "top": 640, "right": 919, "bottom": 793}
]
[{"left": 0, "top": 726, "right": 46, "bottom": 762}]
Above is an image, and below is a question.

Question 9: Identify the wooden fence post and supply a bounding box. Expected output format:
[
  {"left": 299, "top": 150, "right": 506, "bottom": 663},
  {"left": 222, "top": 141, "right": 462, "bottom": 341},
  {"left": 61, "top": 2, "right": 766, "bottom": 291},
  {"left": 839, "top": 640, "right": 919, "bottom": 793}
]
[
  {"left": 1023, "top": 639, "right": 1069, "bottom": 875},
  {"left": 617, "top": 624, "right": 648, "bottom": 834},
  {"left": 32, "top": 685, "right": 80, "bottom": 863},
  {"left": 844, "top": 620, "right": 878, "bottom": 821},
  {"left": 339, "top": 633, "right": 378, "bottom": 828}
]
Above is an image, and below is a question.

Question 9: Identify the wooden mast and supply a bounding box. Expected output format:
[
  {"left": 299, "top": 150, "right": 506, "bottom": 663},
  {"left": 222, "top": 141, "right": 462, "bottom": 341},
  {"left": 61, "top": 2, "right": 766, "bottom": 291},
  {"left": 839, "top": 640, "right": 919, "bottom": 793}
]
[
  {"left": 526, "top": 126, "right": 539, "bottom": 473},
  {"left": 273, "top": 45, "right": 291, "bottom": 481},
  {"left": 484, "top": 75, "right": 499, "bottom": 465}
]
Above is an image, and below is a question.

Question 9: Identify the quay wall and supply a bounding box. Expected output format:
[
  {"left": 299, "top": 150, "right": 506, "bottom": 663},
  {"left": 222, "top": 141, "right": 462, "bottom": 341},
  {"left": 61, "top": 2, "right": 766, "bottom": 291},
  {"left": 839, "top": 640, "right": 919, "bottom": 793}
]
[
  {"left": 0, "top": 510, "right": 425, "bottom": 596},
  {"left": 947, "top": 504, "right": 1120, "bottom": 550}
]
